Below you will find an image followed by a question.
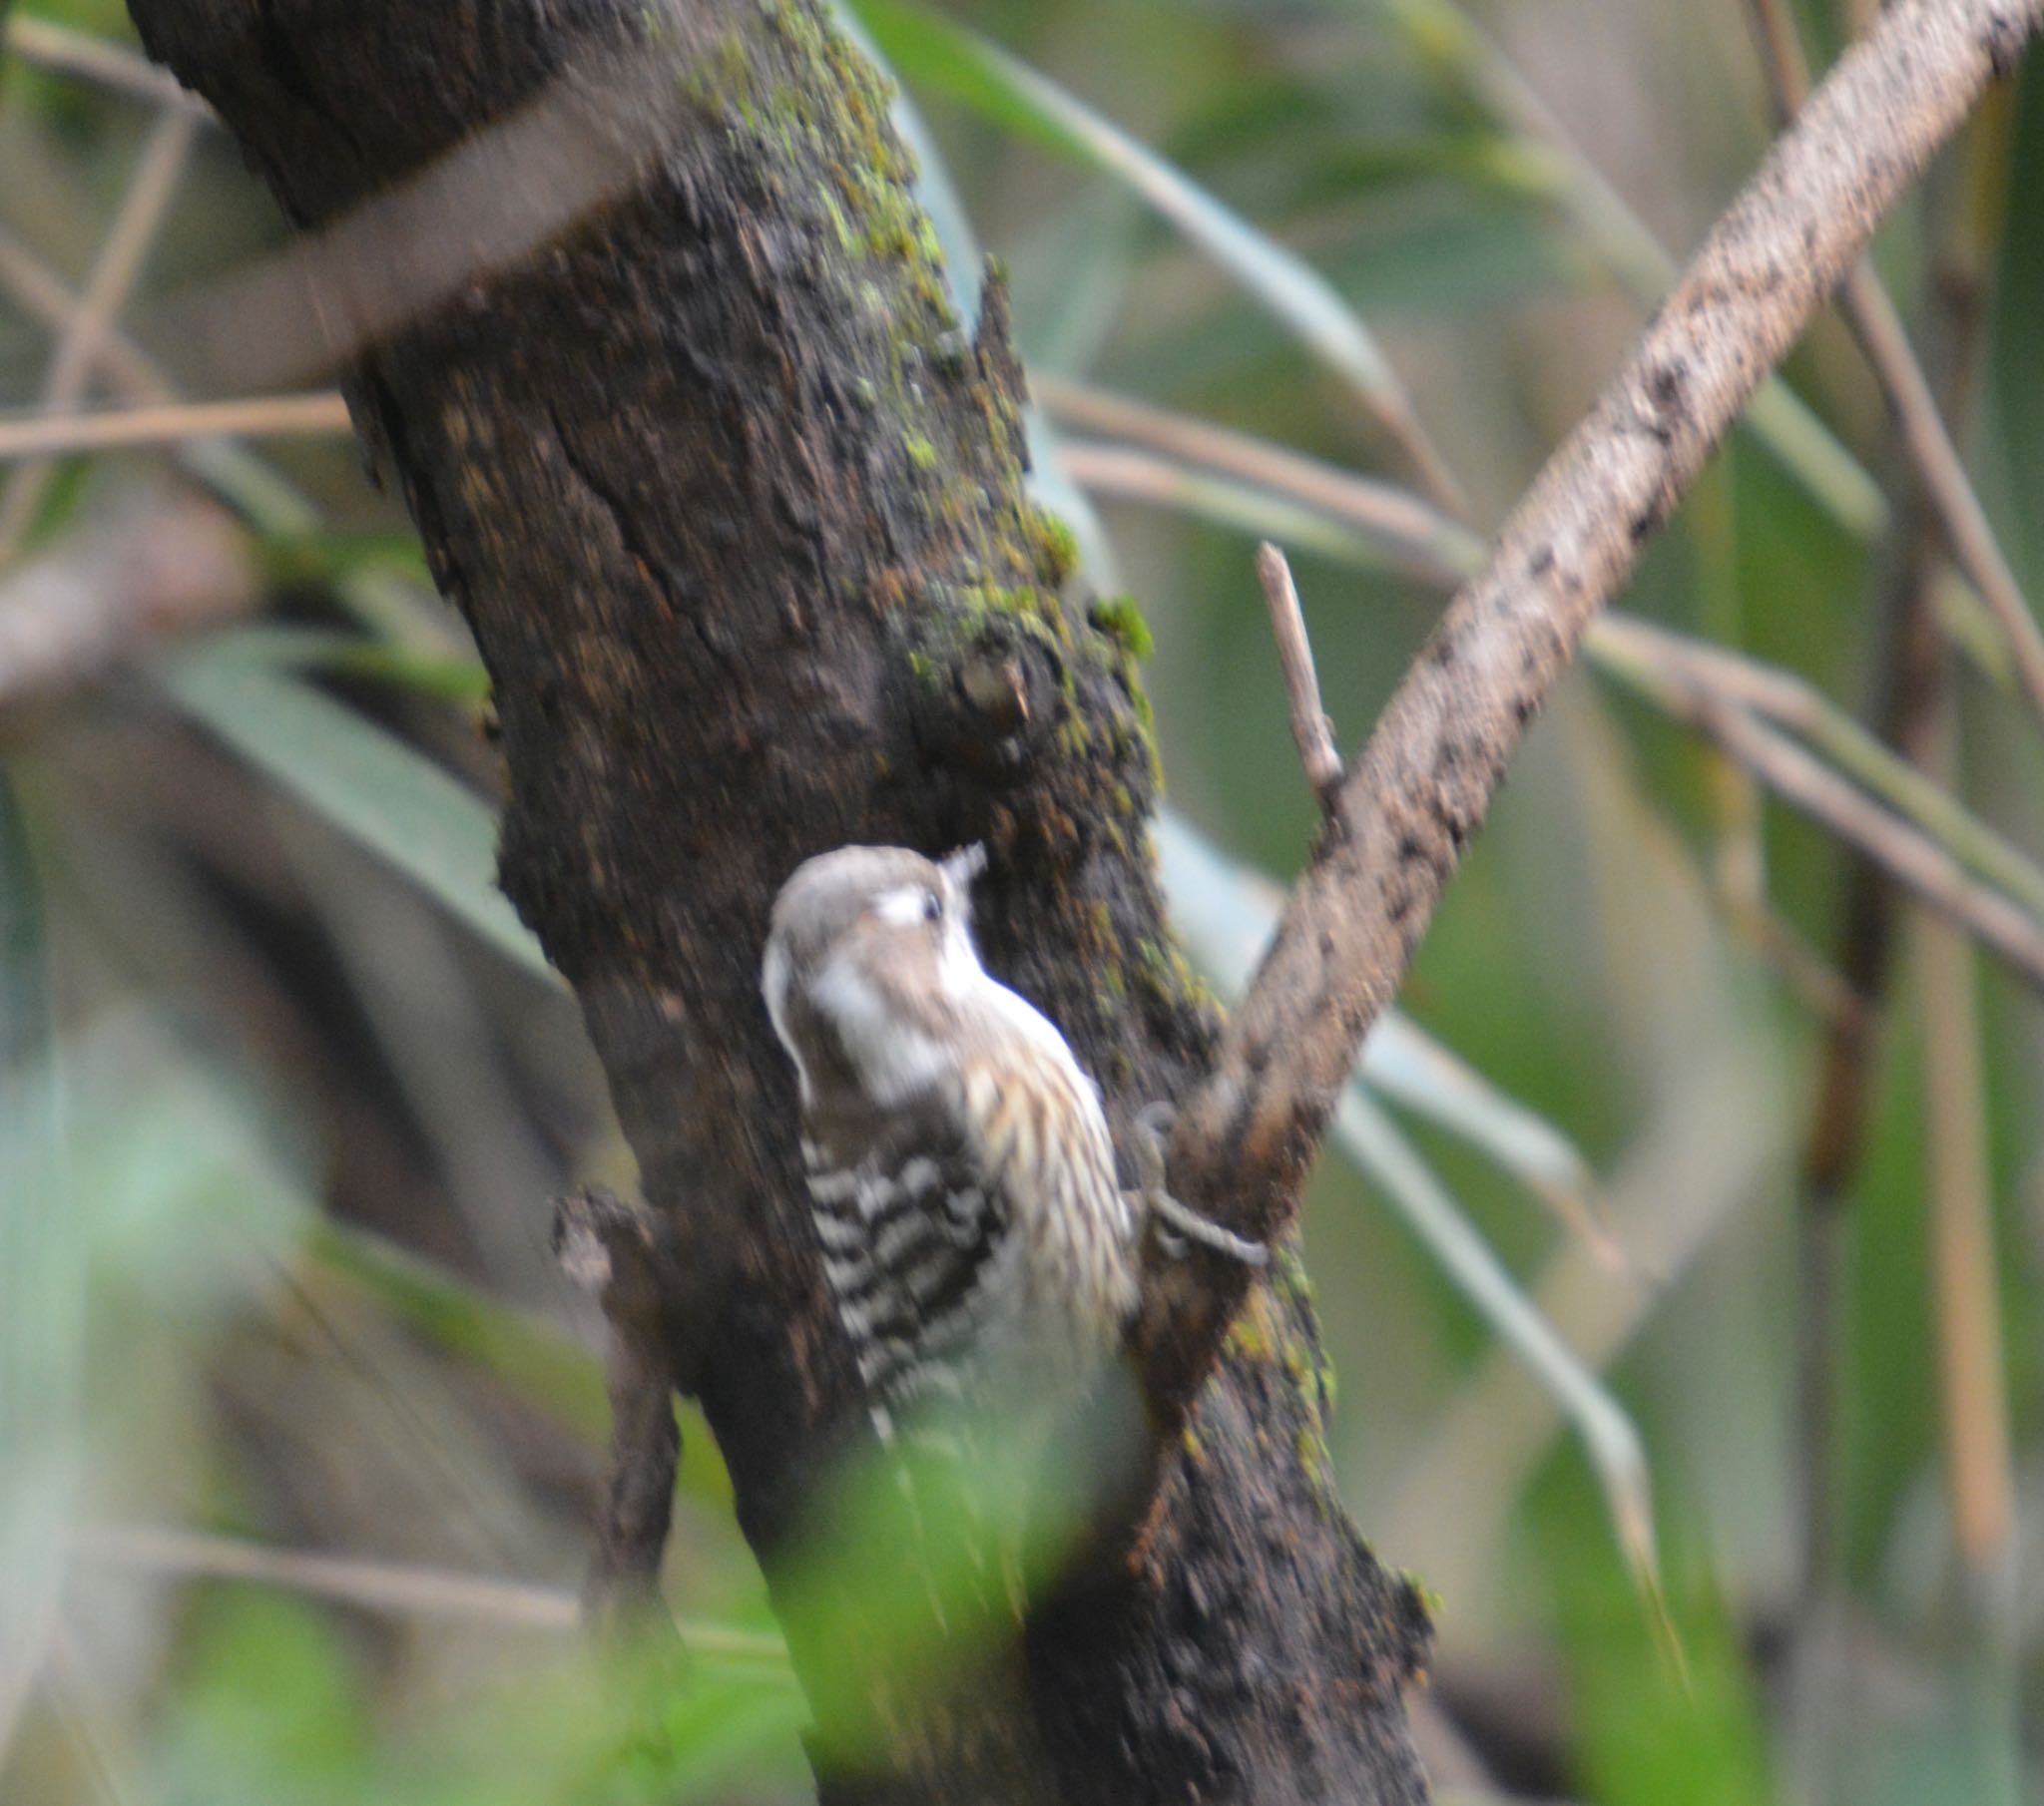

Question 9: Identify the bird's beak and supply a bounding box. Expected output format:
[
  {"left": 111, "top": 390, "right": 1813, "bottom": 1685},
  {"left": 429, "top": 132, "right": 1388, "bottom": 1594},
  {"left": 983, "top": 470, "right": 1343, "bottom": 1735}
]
[{"left": 941, "top": 843, "right": 988, "bottom": 894}]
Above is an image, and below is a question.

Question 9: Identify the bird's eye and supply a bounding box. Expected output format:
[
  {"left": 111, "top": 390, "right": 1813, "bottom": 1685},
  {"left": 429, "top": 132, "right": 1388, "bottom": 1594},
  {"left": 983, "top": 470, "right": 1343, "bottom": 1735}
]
[{"left": 922, "top": 890, "right": 943, "bottom": 922}]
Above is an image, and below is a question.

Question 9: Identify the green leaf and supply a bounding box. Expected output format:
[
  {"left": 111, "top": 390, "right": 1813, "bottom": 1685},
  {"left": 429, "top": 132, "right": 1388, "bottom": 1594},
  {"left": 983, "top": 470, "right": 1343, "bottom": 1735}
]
[
  {"left": 299, "top": 1218, "right": 609, "bottom": 1446},
  {"left": 156, "top": 638, "right": 554, "bottom": 986},
  {"left": 192, "top": 623, "right": 496, "bottom": 704},
  {"left": 166, "top": 1590, "right": 370, "bottom": 1802},
  {"left": 851, "top": 0, "right": 1461, "bottom": 507},
  {"left": 1558, "top": 1548, "right": 1772, "bottom": 1806}
]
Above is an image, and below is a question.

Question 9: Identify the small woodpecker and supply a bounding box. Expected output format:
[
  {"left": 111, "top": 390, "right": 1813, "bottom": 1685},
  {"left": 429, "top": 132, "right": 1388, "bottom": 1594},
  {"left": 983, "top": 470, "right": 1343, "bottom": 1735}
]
[
  {"left": 763, "top": 843, "right": 1138, "bottom": 1441},
  {"left": 761, "top": 843, "right": 1264, "bottom": 1444}
]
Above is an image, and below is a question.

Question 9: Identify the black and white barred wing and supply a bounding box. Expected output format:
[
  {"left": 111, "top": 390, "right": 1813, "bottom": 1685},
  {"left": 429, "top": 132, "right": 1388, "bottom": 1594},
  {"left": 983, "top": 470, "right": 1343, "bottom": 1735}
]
[{"left": 800, "top": 1090, "right": 1011, "bottom": 1441}]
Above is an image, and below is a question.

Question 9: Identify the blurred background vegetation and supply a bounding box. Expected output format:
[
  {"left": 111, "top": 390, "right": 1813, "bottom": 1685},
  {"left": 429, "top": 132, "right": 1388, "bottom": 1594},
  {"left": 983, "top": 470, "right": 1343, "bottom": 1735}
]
[{"left": 0, "top": 0, "right": 2038, "bottom": 1800}]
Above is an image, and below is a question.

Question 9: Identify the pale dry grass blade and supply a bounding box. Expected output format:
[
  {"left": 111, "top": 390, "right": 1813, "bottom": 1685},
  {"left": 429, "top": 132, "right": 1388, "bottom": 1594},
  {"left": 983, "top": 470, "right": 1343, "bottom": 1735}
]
[
  {"left": 0, "top": 393, "right": 350, "bottom": 461},
  {"left": 0, "top": 108, "right": 198, "bottom": 560}
]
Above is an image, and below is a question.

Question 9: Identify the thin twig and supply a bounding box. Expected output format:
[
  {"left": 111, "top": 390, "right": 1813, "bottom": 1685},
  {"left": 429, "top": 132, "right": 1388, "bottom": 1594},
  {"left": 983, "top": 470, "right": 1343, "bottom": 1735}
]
[
  {"left": 1054, "top": 439, "right": 1472, "bottom": 585},
  {"left": 0, "top": 106, "right": 198, "bottom": 561},
  {"left": 1255, "top": 544, "right": 1342, "bottom": 804},
  {"left": 101, "top": 1525, "right": 781, "bottom": 1668},
  {"left": 1044, "top": 386, "right": 2044, "bottom": 938},
  {"left": 1744, "top": 0, "right": 2044, "bottom": 729},
  {"left": 1036, "top": 375, "right": 1486, "bottom": 583},
  {"left": 0, "top": 221, "right": 336, "bottom": 532},
  {"left": 1618, "top": 662, "right": 2044, "bottom": 991},
  {"left": 0, "top": 226, "right": 180, "bottom": 405},
  {"left": 85, "top": 1522, "right": 792, "bottom": 1665},
  {"left": 1747, "top": 0, "right": 1816, "bottom": 110},
  {"left": 86, "top": 1522, "right": 583, "bottom": 1629},
  {"left": 1840, "top": 264, "right": 2044, "bottom": 724},
  {"left": 1592, "top": 615, "right": 2044, "bottom": 923},
  {"left": 2, "top": 16, "right": 213, "bottom": 117},
  {"left": 552, "top": 1185, "right": 684, "bottom": 1639},
  {"left": 0, "top": 392, "right": 352, "bottom": 461},
  {"left": 1045, "top": 396, "right": 2044, "bottom": 972},
  {"left": 1141, "top": 0, "right": 2044, "bottom": 1422},
  {"left": 0, "top": 224, "right": 464, "bottom": 653},
  {"left": 1379, "top": 0, "right": 1886, "bottom": 537}
]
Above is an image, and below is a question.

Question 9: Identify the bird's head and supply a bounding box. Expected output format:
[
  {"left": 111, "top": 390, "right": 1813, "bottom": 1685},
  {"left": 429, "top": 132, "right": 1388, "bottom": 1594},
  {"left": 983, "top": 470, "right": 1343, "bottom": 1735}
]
[{"left": 761, "top": 843, "right": 988, "bottom": 1105}]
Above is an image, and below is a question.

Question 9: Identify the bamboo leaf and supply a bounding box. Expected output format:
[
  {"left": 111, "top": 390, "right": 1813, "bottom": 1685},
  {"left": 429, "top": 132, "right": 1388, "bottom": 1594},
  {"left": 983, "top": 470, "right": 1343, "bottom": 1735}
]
[
  {"left": 1339, "top": 1089, "right": 1664, "bottom": 1608},
  {"left": 851, "top": 0, "right": 1463, "bottom": 508},
  {"left": 1154, "top": 810, "right": 1657, "bottom": 1592},
  {"left": 1156, "top": 811, "right": 1610, "bottom": 1254},
  {"left": 156, "top": 638, "right": 554, "bottom": 987}
]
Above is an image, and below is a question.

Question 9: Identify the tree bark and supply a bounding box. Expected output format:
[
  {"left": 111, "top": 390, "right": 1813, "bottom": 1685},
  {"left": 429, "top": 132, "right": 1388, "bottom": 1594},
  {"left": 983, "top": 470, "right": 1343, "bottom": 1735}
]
[{"left": 122, "top": 2, "right": 1432, "bottom": 1800}]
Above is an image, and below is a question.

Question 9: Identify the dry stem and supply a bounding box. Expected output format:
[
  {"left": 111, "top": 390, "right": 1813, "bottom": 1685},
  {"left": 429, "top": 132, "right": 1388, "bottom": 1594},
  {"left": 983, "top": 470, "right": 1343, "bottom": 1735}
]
[
  {"left": 0, "top": 107, "right": 197, "bottom": 561},
  {"left": 1743, "top": 0, "right": 2044, "bottom": 728},
  {"left": 0, "top": 393, "right": 351, "bottom": 461},
  {"left": 1254, "top": 543, "right": 1343, "bottom": 804}
]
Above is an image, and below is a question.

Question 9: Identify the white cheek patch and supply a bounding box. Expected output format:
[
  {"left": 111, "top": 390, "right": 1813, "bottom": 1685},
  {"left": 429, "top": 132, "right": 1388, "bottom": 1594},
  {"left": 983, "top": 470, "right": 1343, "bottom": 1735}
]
[
  {"left": 873, "top": 884, "right": 932, "bottom": 928},
  {"left": 938, "top": 919, "right": 987, "bottom": 1000},
  {"left": 810, "top": 952, "right": 951, "bottom": 1105}
]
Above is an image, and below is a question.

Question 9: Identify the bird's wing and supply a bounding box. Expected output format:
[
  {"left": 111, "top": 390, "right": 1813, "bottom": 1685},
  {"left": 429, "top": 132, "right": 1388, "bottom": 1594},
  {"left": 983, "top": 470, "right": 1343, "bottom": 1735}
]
[{"left": 801, "top": 1079, "right": 1013, "bottom": 1438}]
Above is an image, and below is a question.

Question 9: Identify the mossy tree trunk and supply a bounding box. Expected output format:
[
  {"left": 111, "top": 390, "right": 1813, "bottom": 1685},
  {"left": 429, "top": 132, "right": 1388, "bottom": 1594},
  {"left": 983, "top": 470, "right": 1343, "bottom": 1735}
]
[{"left": 123, "top": 1, "right": 1432, "bottom": 1799}]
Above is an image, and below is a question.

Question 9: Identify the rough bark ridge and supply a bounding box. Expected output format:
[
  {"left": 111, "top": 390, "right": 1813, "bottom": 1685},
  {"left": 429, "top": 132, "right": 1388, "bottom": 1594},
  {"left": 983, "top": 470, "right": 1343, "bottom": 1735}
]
[{"left": 124, "top": 2, "right": 1430, "bottom": 1800}]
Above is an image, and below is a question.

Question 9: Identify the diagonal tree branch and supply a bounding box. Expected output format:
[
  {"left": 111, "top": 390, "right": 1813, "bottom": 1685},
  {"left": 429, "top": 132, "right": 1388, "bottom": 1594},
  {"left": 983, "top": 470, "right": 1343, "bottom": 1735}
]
[
  {"left": 1146, "top": 0, "right": 2043, "bottom": 1416},
  {"left": 1740, "top": 0, "right": 2044, "bottom": 732}
]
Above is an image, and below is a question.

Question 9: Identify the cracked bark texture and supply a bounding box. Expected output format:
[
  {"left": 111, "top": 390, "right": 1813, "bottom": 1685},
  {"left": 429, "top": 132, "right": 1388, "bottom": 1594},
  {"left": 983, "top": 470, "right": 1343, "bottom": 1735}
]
[{"left": 122, "top": 2, "right": 1431, "bottom": 1801}]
